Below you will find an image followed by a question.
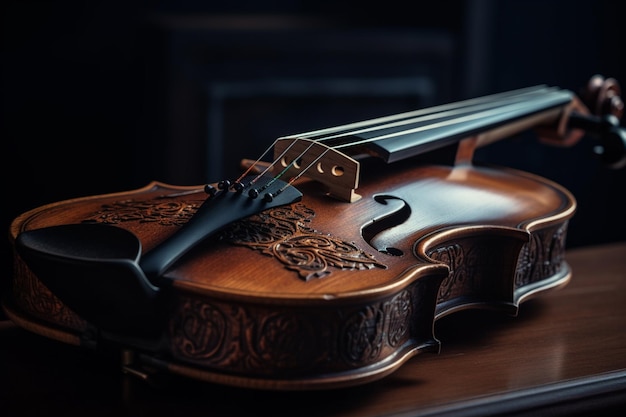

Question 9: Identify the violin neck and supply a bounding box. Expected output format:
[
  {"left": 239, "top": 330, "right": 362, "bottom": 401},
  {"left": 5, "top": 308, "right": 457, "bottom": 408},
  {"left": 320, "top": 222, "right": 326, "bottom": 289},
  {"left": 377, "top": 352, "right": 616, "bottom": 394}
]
[{"left": 283, "top": 86, "right": 574, "bottom": 164}]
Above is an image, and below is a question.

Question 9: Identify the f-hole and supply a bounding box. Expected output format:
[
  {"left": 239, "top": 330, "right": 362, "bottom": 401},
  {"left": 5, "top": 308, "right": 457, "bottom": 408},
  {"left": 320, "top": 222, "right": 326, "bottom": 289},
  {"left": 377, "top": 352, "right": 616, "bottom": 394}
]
[{"left": 361, "top": 195, "right": 411, "bottom": 256}]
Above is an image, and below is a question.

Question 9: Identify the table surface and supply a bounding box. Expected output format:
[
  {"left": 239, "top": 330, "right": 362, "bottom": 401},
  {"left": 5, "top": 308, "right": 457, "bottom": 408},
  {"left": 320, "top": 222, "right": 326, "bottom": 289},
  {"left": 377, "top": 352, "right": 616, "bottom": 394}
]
[{"left": 1, "top": 242, "right": 625, "bottom": 417}]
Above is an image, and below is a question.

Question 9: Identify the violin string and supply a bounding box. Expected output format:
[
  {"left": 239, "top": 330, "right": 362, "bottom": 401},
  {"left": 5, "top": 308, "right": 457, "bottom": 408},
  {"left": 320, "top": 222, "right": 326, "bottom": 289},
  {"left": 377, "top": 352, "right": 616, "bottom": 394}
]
[
  {"left": 309, "top": 88, "right": 560, "bottom": 144},
  {"left": 257, "top": 140, "right": 318, "bottom": 194},
  {"left": 281, "top": 85, "right": 555, "bottom": 142},
  {"left": 333, "top": 90, "right": 572, "bottom": 149},
  {"left": 234, "top": 139, "right": 279, "bottom": 184},
  {"left": 244, "top": 138, "right": 301, "bottom": 187}
]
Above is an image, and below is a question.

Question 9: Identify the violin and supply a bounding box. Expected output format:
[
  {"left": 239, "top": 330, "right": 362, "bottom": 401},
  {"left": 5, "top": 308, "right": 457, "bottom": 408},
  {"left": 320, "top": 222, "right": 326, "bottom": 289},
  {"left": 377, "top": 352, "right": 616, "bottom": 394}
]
[{"left": 5, "top": 75, "right": 626, "bottom": 390}]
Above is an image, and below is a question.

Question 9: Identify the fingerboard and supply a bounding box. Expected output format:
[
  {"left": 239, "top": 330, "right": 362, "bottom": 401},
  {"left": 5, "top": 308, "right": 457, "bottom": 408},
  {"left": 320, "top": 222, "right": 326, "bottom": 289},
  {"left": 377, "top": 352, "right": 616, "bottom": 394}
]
[{"left": 282, "top": 86, "right": 573, "bottom": 163}]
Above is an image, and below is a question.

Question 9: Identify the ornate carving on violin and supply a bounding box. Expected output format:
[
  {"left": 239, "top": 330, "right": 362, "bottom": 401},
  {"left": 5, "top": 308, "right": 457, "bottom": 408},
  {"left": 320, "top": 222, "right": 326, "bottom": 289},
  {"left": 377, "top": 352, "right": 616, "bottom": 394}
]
[
  {"left": 11, "top": 259, "right": 87, "bottom": 334},
  {"left": 423, "top": 221, "right": 570, "bottom": 318},
  {"left": 164, "top": 278, "right": 438, "bottom": 386},
  {"left": 5, "top": 76, "right": 626, "bottom": 390},
  {"left": 219, "top": 203, "right": 386, "bottom": 281},
  {"left": 515, "top": 223, "right": 568, "bottom": 290},
  {"left": 83, "top": 197, "right": 204, "bottom": 226}
]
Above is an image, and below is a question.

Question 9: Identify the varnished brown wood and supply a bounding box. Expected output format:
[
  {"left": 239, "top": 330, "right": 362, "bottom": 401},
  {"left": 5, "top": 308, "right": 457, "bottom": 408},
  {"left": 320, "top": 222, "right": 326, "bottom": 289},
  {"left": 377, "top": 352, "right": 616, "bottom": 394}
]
[
  {"left": 5, "top": 160, "right": 578, "bottom": 390},
  {"left": 2, "top": 242, "right": 625, "bottom": 416}
]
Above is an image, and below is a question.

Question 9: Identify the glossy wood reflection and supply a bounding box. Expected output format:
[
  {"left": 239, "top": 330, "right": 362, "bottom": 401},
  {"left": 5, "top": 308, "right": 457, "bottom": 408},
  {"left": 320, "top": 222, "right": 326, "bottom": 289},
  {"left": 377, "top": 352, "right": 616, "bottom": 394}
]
[{"left": 2, "top": 242, "right": 625, "bottom": 416}]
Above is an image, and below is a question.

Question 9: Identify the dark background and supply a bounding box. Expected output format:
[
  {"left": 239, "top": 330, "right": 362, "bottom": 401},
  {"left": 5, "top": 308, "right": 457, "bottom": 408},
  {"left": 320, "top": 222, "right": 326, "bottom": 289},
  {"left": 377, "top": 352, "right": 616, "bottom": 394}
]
[{"left": 2, "top": 0, "right": 626, "bottom": 305}]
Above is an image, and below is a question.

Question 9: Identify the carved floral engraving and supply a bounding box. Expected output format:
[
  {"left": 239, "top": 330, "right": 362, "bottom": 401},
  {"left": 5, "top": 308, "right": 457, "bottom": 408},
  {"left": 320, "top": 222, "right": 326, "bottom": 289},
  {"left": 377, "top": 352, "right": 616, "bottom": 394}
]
[
  {"left": 83, "top": 198, "right": 385, "bottom": 281},
  {"left": 427, "top": 223, "right": 568, "bottom": 306},
  {"left": 428, "top": 241, "right": 518, "bottom": 303},
  {"left": 170, "top": 298, "right": 328, "bottom": 373},
  {"left": 219, "top": 203, "right": 386, "bottom": 281},
  {"left": 515, "top": 223, "right": 567, "bottom": 288},
  {"left": 170, "top": 287, "right": 421, "bottom": 375},
  {"left": 171, "top": 297, "right": 332, "bottom": 373},
  {"left": 341, "top": 289, "right": 413, "bottom": 364},
  {"left": 428, "top": 244, "right": 466, "bottom": 302},
  {"left": 12, "top": 259, "right": 85, "bottom": 330},
  {"left": 83, "top": 198, "right": 202, "bottom": 226}
]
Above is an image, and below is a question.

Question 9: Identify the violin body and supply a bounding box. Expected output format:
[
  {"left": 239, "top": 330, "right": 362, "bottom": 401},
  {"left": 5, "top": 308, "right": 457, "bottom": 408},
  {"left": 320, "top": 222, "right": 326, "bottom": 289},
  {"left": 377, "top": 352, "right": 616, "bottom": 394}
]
[
  {"left": 6, "top": 162, "right": 574, "bottom": 389},
  {"left": 5, "top": 76, "right": 625, "bottom": 390}
]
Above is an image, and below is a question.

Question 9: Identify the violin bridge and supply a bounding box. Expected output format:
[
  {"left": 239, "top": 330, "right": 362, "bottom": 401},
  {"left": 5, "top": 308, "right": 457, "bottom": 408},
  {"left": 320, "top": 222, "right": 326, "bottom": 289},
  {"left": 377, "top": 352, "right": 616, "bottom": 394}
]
[{"left": 274, "top": 138, "right": 361, "bottom": 202}]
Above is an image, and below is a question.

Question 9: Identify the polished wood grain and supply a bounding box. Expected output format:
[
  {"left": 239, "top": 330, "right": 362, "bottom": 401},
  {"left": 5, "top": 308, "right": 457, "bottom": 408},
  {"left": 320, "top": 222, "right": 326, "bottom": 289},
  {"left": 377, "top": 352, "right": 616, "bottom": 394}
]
[{"left": 2, "top": 242, "right": 625, "bottom": 416}]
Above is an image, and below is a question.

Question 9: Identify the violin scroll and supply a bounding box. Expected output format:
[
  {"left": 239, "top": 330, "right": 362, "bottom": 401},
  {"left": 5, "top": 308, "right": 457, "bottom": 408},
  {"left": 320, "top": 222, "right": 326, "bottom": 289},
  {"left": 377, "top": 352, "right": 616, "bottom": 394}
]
[
  {"left": 579, "top": 75, "right": 626, "bottom": 168},
  {"left": 580, "top": 74, "right": 624, "bottom": 119},
  {"left": 556, "top": 75, "right": 626, "bottom": 169}
]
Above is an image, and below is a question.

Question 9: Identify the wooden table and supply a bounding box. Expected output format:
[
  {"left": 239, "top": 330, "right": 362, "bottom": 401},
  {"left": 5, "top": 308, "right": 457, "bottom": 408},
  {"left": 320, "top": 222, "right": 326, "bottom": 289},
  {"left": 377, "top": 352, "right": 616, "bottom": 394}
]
[{"left": 1, "top": 242, "right": 625, "bottom": 416}]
